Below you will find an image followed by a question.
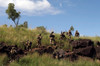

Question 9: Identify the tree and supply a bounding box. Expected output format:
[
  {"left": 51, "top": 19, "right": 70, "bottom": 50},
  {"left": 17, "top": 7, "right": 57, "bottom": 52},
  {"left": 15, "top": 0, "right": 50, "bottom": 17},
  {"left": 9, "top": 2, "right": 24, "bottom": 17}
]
[
  {"left": 3, "top": 24, "right": 7, "bottom": 27},
  {"left": 18, "top": 21, "right": 28, "bottom": 28},
  {"left": 70, "top": 26, "right": 74, "bottom": 31},
  {"left": 23, "top": 21, "right": 28, "bottom": 28},
  {"left": 6, "top": 3, "right": 21, "bottom": 27},
  {"left": 36, "top": 26, "right": 46, "bottom": 33}
]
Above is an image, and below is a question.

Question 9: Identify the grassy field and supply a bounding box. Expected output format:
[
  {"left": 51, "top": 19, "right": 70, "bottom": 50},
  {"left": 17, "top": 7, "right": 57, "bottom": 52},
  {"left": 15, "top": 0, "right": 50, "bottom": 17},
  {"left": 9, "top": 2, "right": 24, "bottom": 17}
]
[
  {"left": 0, "top": 53, "right": 100, "bottom": 66},
  {"left": 7, "top": 53, "right": 100, "bottom": 66},
  {"left": 0, "top": 26, "right": 72, "bottom": 50},
  {"left": 0, "top": 26, "right": 100, "bottom": 66}
]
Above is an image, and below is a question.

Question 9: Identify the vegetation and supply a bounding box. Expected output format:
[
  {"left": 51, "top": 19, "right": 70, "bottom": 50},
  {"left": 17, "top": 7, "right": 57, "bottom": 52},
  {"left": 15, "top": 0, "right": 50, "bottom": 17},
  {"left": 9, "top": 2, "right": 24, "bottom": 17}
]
[
  {"left": 0, "top": 26, "right": 100, "bottom": 66},
  {"left": 0, "top": 25, "right": 71, "bottom": 49},
  {"left": 9, "top": 53, "right": 100, "bottom": 66},
  {"left": 70, "top": 26, "right": 74, "bottom": 32},
  {"left": 6, "top": 3, "right": 21, "bottom": 27},
  {"left": 1, "top": 2, "right": 99, "bottom": 66},
  {"left": 18, "top": 21, "right": 28, "bottom": 28},
  {"left": 0, "top": 54, "right": 9, "bottom": 66}
]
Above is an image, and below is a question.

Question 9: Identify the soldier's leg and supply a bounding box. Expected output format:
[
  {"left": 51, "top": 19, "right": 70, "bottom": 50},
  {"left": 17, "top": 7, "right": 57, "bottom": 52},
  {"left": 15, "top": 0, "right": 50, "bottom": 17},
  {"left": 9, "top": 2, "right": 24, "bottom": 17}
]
[
  {"left": 37, "top": 40, "right": 39, "bottom": 46},
  {"left": 26, "top": 45, "right": 29, "bottom": 50},
  {"left": 29, "top": 46, "right": 31, "bottom": 51},
  {"left": 24, "top": 46, "right": 26, "bottom": 50},
  {"left": 69, "top": 36, "right": 71, "bottom": 39},
  {"left": 53, "top": 39, "right": 56, "bottom": 45},
  {"left": 51, "top": 39, "right": 55, "bottom": 45},
  {"left": 51, "top": 39, "right": 54, "bottom": 44},
  {"left": 38, "top": 41, "right": 41, "bottom": 46},
  {"left": 50, "top": 39, "right": 52, "bottom": 44},
  {"left": 28, "top": 46, "right": 30, "bottom": 50},
  {"left": 39, "top": 40, "right": 41, "bottom": 46}
]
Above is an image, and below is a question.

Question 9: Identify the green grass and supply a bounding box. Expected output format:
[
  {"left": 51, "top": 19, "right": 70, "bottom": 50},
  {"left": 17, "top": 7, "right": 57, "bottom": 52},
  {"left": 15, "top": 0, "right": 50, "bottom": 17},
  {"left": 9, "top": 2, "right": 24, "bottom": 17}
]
[
  {"left": 0, "top": 26, "right": 99, "bottom": 48},
  {"left": 0, "top": 26, "right": 72, "bottom": 49},
  {"left": 1, "top": 26, "right": 100, "bottom": 66},
  {"left": 0, "top": 54, "right": 9, "bottom": 66},
  {"left": 9, "top": 53, "right": 100, "bottom": 66}
]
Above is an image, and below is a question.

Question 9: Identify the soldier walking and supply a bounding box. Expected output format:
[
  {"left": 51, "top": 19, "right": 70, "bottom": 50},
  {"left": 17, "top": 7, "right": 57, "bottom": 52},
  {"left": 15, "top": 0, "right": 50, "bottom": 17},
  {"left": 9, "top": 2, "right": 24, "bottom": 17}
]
[
  {"left": 67, "top": 30, "right": 72, "bottom": 39},
  {"left": 10, "top": 46, "right": 17, "bottom": 61},
  {"left": 75, "top": 30, "right": 80, "bottom": 37},
  {"left": 25, "top": 40, "right": 32, "bottom": 51},
  {"left": 26, "top": 40, "right": 29, "bottom": 50},
  {"left": 49, "top": 32, "right": 55, "bottom": 45},
  {"left": 60, "top": 32, "right": 66, "bottom": 40},
  {"left": 37, "top": 34, "right": 42, "bottom": 46}
]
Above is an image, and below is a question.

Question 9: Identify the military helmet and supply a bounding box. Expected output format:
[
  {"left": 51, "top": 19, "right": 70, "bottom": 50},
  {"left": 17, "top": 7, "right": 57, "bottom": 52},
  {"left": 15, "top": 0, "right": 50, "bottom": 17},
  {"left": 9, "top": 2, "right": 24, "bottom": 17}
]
[{"left": 51, "top": 31, "right": 54, "bottom": 33}]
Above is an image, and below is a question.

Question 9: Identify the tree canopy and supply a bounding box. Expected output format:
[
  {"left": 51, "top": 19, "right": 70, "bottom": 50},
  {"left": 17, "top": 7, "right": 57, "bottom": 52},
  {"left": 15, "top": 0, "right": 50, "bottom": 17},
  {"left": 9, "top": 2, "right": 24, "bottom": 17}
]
[
  {"left": 70, "top": 26, "right": 74, "bottom": 31},
  {"left": 6, "top": 3, "right": 20, "bottom": 27}
]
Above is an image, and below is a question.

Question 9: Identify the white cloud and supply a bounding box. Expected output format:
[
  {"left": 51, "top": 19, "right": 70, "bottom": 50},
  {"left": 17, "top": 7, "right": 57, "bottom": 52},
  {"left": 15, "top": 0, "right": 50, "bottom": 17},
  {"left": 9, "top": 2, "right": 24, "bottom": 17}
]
[{"left": 0, "top": 0, "right": 61, "bottom": 15}]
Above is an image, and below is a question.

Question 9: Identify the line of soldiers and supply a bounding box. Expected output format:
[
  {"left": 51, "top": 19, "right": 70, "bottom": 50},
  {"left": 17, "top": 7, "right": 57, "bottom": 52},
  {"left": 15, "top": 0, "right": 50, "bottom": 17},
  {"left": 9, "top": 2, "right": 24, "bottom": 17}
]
[
  {"left": 9, "top": 30, "right": 80, "bottom": 58},
  {"left": 8, "top": 30, "right": 79, "bottom": 61},
  {"left": 37, "top": 30, "right": 80, "bottom": 46}
]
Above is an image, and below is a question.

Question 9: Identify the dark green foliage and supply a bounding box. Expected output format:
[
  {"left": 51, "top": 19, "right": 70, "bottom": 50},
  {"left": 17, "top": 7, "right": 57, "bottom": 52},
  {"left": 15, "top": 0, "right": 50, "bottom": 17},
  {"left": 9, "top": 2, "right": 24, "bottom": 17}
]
[
  {"left": 9, "top": 53, "right": 100, "bottom": 66},
  {"left": 6, "top": 3, "right": 20, "bottom": 27},
  {"left": 0, "top": 54, "right": 9, "bottom": 66},
  {"left": 70, "top": 26, "right": 74, "bottom": 31},
  {"left": 23, "top": 21, "right": 28, "bottom": 28},
  {"left": 35, "top": 26, "right": 48, "bottom": 36},
  {"left": 18, "top": 21, "right": 28, "bottom": 28},
  {"left": 36, "top": 26, "right": 46, "bottom": 33}
]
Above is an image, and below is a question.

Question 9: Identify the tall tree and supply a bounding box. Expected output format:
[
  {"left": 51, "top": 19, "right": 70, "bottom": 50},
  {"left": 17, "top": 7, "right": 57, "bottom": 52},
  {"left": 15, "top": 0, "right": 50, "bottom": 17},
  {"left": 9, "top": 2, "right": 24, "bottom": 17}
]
[{"left": 6, "top": 3, "right": 21, "bottom": 27}]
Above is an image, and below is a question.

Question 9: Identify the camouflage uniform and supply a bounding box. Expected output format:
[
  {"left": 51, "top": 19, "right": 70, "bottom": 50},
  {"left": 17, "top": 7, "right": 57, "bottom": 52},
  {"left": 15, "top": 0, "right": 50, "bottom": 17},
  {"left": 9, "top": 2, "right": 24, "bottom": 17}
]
[
  {"left": 28, "top": 42, "right": 32, "bottom": 50},
  {"left": 53, "top": 49, "right": 66, "bottom": 59},
  {"left": 49, "top": 32, "right": 55, "bottom": 45},
  {"left": 60, "top": 32, "right": 66, "bottom": 40},
  {"left": 25, "top": 40, "right": 32, "bottom": 50},
  {"left": 37, "top": 34, "right": 42, "bottom": 46},
  {"left": 10, "top": 47, "right": 17, "bottom": 54},
  {"left": 10, "top": 46, "right": 17, "bottom": 60},
  {"left": 75, "top": 30, "right": 80, "bottom": 37},
  {"left": 68, "top": 30, "right": 72, "bottom": 38}
]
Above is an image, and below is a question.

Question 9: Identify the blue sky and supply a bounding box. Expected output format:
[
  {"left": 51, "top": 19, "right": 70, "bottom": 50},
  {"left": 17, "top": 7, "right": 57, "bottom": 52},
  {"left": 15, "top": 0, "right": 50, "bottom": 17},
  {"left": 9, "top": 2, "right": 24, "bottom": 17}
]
[{"left": 0, "top": 0, "right": 100, "bottom": 36}]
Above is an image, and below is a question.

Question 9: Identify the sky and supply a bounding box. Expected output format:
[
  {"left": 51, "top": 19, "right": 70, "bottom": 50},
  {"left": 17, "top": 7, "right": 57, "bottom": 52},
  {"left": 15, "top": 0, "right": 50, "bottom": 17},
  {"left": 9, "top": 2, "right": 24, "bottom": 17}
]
[{"left": 0, "top": 0, "right": 100, "bottom": 36}]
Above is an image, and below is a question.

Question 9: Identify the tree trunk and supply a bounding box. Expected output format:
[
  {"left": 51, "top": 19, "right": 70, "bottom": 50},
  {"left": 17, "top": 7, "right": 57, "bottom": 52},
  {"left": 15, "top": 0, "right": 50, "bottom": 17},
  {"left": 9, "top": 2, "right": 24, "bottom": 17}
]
[
  {"left": 17, "top": 17, "right": 20, "bottom": 26},
  {"left": 13, "top": 20, "right": 17, "bottom": 27}
]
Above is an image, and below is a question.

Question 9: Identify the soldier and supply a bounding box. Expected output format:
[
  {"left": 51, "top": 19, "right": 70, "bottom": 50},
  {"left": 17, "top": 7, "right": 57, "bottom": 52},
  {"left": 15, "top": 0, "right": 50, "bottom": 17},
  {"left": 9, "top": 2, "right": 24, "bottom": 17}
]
[
  {"left": 75, "top": 30, "right": 80, "bottom": 37},
  {"left": 66, "top": 32, "right": 68, "bottom": 36},
  {"left": 53, "top": 49, "right": 66, "bottom": 59},
  {"left": 25, "top": 40, "right": 32, "bottom": 51},
  {"left": 23, "top": 41, "right": 27, "bottom": 50},
  {"left": 68, "top": 30, "right": 72, "bottom": 38},
  {"left": 37, "top": 34, "right": 42, "bottom": 46},
  {"left": 10, "top": 46, "right": 17, "bottom": 60},
  {"left": 10, "top": 47, "right": 17, "bottom": 54},
  {"left": 49, "top": 31, "right": 55, "bottom": 45},
  {"left": 60, "top": 32, "right": 66, "bottom": 40},
  {"left": 25, "top": 40, "right": 29, "bottom": 50},
  {"left": 28, "top": 41, "right": 32, "bottom": 51}
]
